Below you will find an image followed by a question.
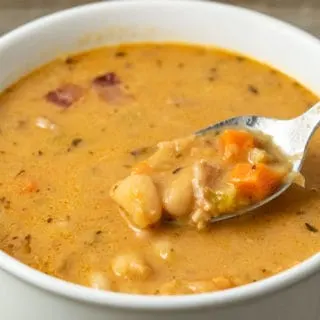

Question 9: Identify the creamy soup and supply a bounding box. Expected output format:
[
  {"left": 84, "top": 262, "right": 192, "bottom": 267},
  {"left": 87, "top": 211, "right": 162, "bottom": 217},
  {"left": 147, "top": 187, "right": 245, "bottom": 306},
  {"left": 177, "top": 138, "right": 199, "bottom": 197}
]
[{"left": 0, "top": 43, "right": 319, "bottom": 295}]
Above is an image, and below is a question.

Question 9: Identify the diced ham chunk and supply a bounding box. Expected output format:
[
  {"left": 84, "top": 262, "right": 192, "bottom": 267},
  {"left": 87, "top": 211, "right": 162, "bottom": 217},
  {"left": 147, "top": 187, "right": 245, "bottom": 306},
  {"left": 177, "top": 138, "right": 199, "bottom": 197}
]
[
  {"left": 45, "top": 84, "right": 83, "bottom": 108},
  {"left": 92, "top": 72, "right": 132, "bottom": 104},
  {"left": 192, "top": 160, "right": 221, "bottom": 212},
  {"left": 191, "top": 160, "right": 222, "bottom": 229},
  {"left": 93, "top": 72, "right": 121, "bottom": 87},
  {"left": 96, "top": 86, "right": 130, "bottom": 104}
]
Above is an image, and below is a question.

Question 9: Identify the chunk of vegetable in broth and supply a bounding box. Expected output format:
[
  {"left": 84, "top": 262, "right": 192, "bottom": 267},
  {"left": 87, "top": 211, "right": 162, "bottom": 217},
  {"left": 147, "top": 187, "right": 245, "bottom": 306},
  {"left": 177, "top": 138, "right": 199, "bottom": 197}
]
[
  {"left": 229, "top": 163, "right": 285, "bottom": 202},
  {"left": 218, "top": 129, "right": 255, "bottom": 161}
]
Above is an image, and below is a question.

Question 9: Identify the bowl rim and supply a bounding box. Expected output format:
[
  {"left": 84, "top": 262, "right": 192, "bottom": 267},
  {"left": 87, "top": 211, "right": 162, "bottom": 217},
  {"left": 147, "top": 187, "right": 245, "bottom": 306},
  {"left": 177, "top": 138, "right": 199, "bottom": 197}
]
[{"left": 0, "top": 0, "right": 320, "bottom": 311}]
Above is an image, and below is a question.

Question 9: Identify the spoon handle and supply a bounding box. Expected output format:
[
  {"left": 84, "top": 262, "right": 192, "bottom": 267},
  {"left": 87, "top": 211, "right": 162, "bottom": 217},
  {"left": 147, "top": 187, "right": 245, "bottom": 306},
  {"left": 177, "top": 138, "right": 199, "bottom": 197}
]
[
  {"left": 296, "top": 102, "right": 320, "bottom": 129},
  {"left": 284, "top": 102, "right": 320, "bottom": 161}
]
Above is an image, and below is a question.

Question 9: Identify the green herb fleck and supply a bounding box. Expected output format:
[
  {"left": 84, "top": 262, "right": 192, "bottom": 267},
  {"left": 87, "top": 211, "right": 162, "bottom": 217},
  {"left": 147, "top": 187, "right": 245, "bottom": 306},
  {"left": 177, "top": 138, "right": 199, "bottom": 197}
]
[
  {"left": 115, "top": 51, "right": 127, "bottom": 57},
  {"left": 305, "top": 223, "right": 318, "bottom": 233},
  {"left": 71, "top": 138, "right": 83, "bottom": 147},
  {"left": 130, "top": 147, "right": 149, "bottom": 157},
  {"left": 172, "top": 167, "right": 183, "bottom": 175},
  {"left": 248, "top": 85, "right": 259, "bottom": 95}
]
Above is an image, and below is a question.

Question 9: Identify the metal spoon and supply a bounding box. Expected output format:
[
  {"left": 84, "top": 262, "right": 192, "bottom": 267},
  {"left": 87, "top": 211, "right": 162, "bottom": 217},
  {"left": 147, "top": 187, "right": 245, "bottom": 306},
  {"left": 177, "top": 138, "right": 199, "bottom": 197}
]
[{"left": 196, "top": 101, "right": 320, "bottom": 223}]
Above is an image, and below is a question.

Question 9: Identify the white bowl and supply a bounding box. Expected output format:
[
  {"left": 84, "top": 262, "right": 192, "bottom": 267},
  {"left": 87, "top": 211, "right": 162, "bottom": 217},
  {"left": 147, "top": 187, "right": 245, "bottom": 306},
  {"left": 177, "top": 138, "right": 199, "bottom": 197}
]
[{"left": 0, "top": 1, "right": 320, "bottom": 319}]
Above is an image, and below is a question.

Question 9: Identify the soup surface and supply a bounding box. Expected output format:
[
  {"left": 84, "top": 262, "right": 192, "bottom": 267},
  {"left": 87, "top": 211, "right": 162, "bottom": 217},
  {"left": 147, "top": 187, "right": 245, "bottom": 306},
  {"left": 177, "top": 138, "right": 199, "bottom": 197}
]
[{"left": 0, "top": 43, "right": 319, "bottom": 295}]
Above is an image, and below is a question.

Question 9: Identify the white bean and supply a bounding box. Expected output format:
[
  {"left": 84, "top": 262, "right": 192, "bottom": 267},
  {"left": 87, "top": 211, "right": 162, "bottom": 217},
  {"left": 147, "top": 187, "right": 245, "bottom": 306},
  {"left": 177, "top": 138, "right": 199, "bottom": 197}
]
[
  {"left": 111, "top": 253, "right": 152, "bottom": 280},
  {"left": 110, "top": 174, "right": 162, "bottom": 229},
  {"left": 163, "top": 170, "right": 194, "bottom": 217},
  {"left": 89, "top": 272, "right": 111, "bottom": 290}
]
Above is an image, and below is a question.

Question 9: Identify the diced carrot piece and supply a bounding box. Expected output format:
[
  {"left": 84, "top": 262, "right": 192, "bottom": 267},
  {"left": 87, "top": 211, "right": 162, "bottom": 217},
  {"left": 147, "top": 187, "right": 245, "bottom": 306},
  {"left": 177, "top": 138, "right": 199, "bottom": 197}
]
[
  {"left": 21, "top": 181, "right": 38, "bottom": 194},
  {"left": 219, "top": 130, "right": 255, "bottom": 149},
  {"left": 218, "top": 129, "right": 255, "bottom": 161},
  {"left": 132, "top": 161, "right": 153, "bottom": 175},
  {"left": 229, "top": 163, "right": 284, "bottom": 201}
]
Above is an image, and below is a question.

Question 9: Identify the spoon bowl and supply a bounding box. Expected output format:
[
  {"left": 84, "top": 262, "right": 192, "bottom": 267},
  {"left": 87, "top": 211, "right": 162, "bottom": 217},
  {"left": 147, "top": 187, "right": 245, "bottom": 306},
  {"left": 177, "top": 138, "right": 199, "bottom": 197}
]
[{"left": 196, "top": 101, "right": 320, "bottom": 223}]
